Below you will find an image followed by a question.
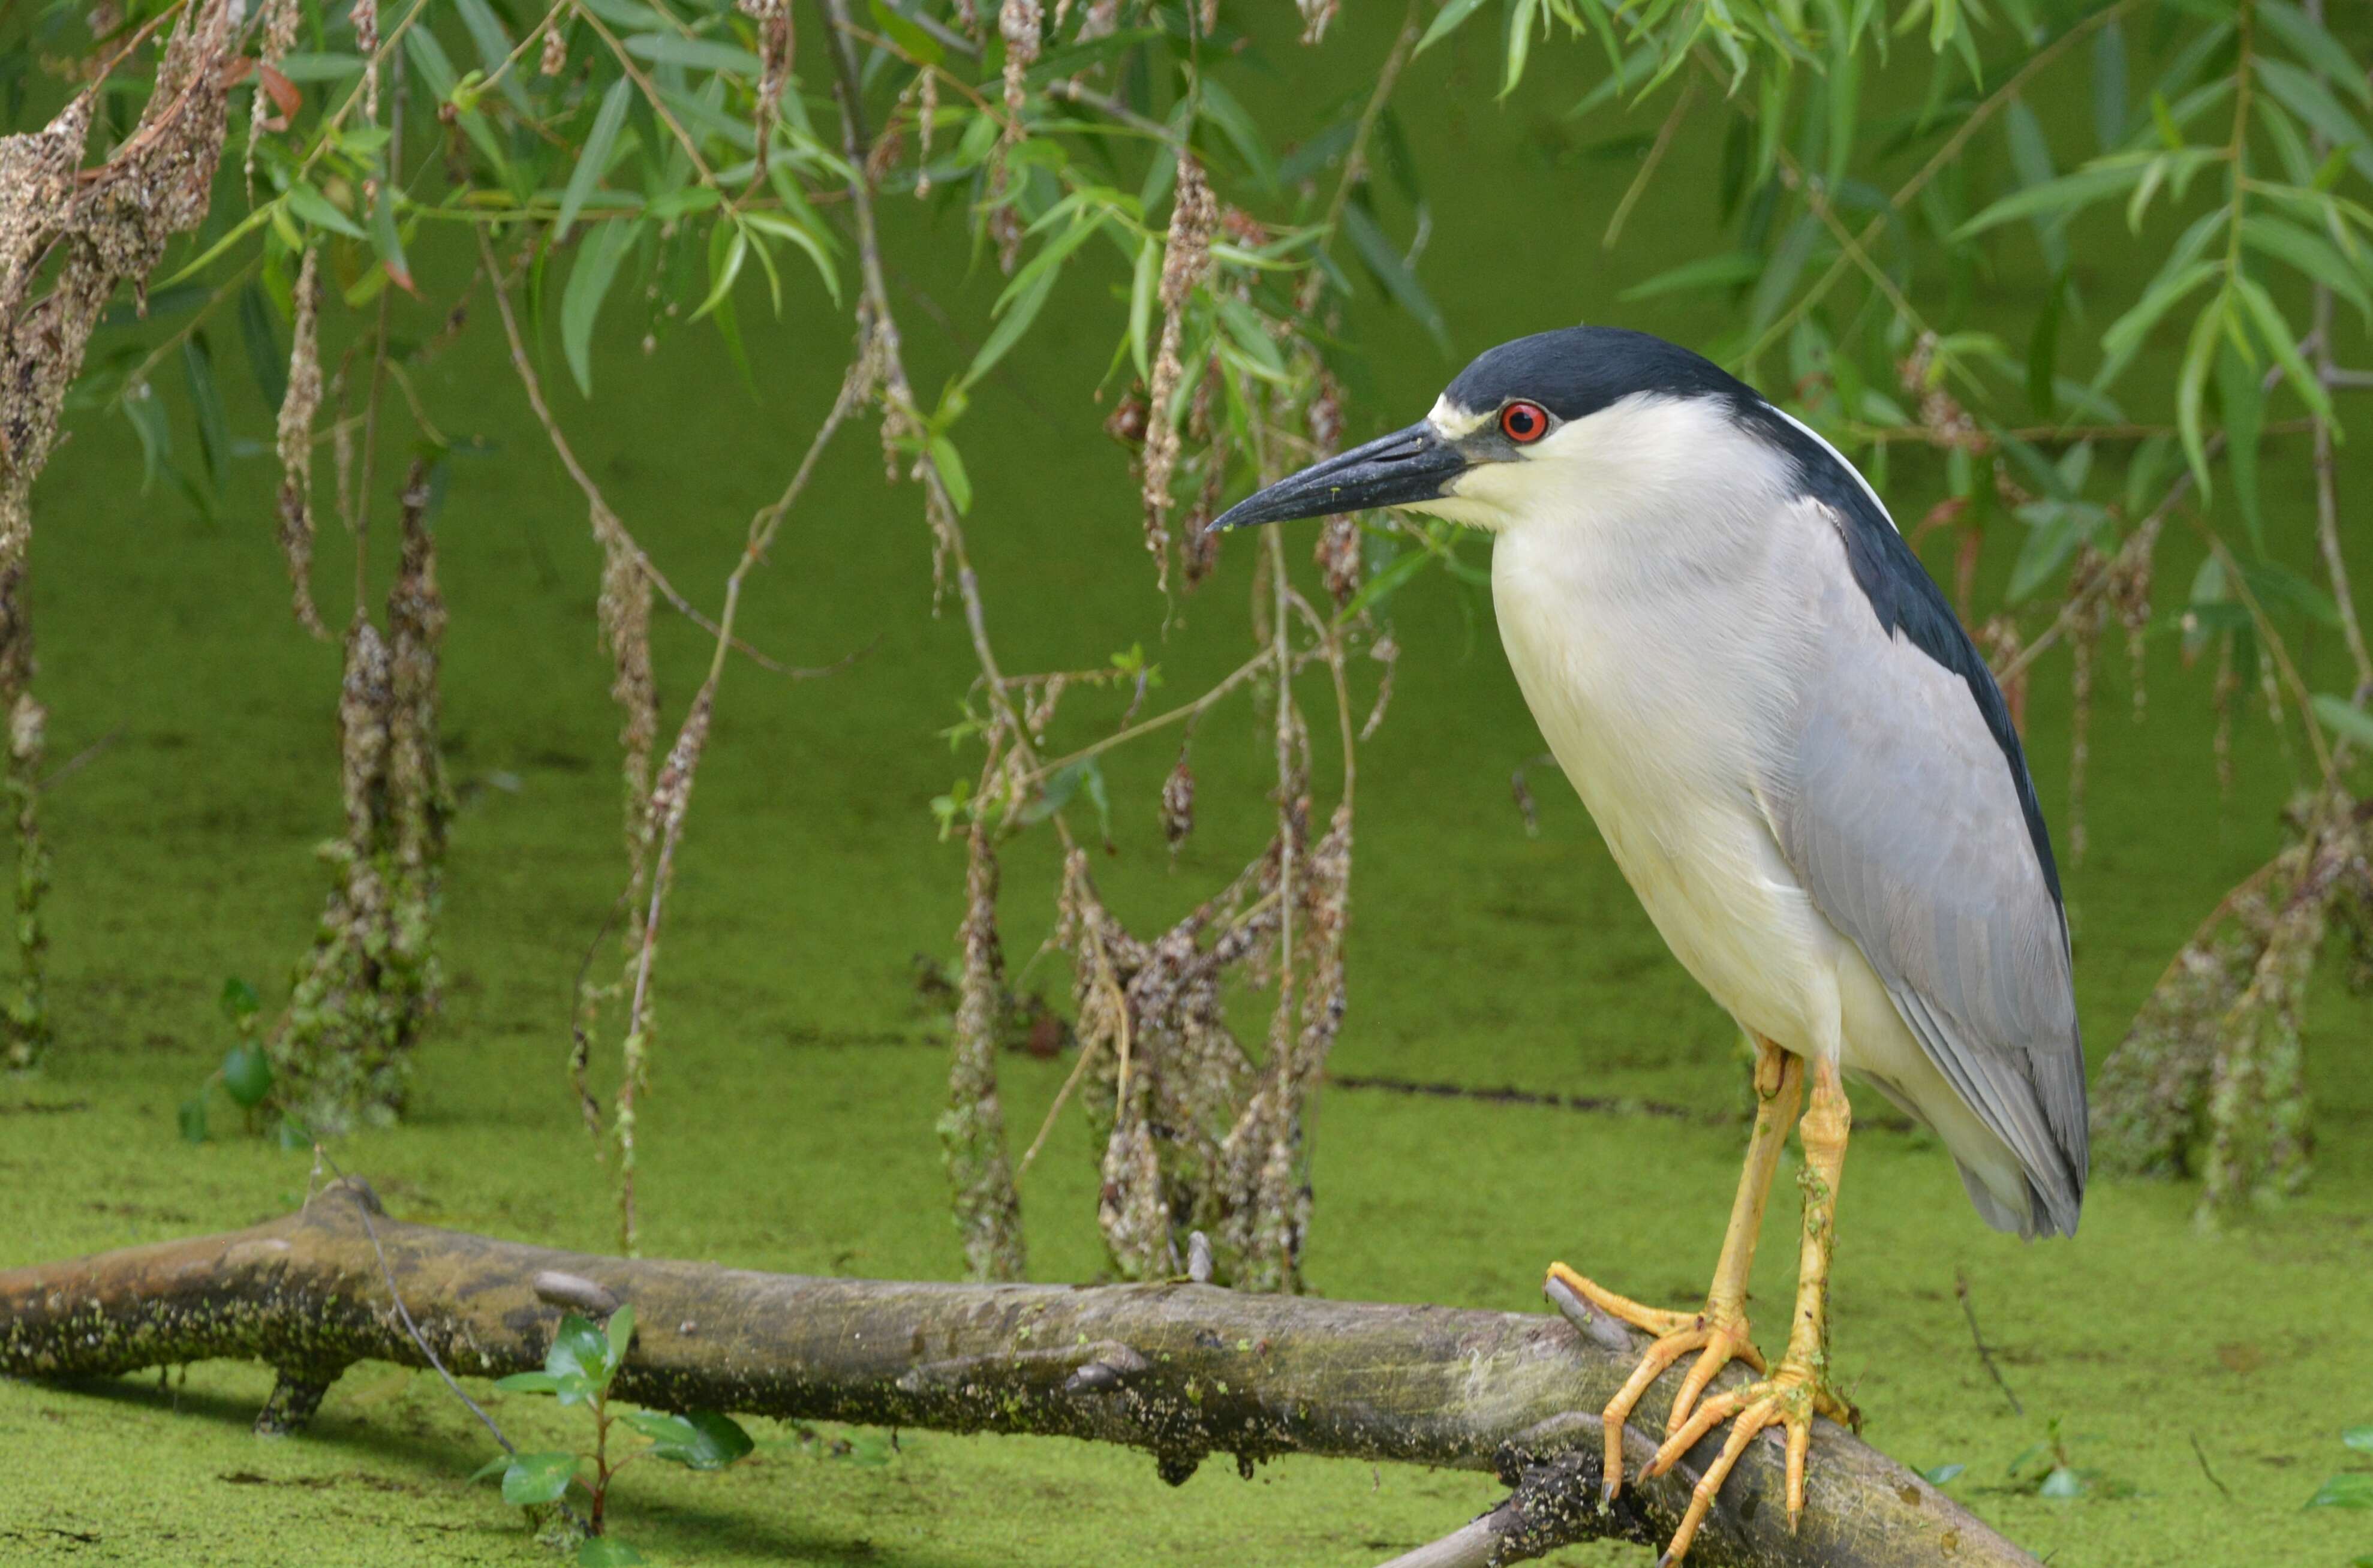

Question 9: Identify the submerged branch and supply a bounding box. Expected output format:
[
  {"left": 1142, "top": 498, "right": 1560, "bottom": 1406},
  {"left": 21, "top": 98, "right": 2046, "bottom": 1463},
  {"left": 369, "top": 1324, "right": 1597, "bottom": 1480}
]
[{"left": 0, "top": 1182, "right": 2035, "bottom": 1568}]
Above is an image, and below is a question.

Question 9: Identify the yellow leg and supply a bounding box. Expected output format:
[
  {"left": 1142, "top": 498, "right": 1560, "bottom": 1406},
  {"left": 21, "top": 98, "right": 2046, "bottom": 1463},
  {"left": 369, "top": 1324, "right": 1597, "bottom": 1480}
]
[
  {"left": 1546, "top": 1037, "right": 1803, "bottom": 1504},
  {"left": 1643, "top": 1057, "right": 1857, "bottom": 1566}
]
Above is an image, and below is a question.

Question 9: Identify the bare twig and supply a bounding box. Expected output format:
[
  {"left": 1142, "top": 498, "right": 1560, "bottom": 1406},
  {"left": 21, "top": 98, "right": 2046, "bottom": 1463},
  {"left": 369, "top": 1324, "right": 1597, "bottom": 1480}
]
[
  {"left": 2188, "top": 1432, "right": 2233, "bottom": 1500},
  {"left": 1315, "top": 0, "right": 1422, "bottom": 252},
  {"left": 34, "top": 724, "right": 124, "bottom": 791},
  {"left": 474, "top": 233, "right": 786, "bottom": 673},
  {"left": 1953, "top": 1267, "right": 2024, "bottom": 1417}
]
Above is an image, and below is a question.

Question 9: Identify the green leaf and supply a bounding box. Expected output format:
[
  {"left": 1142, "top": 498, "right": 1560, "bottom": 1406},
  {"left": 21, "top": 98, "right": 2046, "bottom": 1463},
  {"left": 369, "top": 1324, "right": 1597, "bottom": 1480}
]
[
  {"left": 929, "top": 436, "right": 972, "bottom": 514},
  {"left": 2005, "top": 100, "right": 2065, "bottom": 272},
  {"left": 404, "top": 28, "right": 510, "bottom": 177},
  {"left": 1924, "top": 1462, "right": 1966, "bottom": 1485},
  {"left": 470, "top": 1453, "right": 512, "bottom": 1482},
  {"left": 453, "top": 0, "right": 533, "bottom": 115},
  {"left": 690, "top": 222, "right": 750, "bottom": 325},
  {"left": 219, "top": 976, "right": 263, "bottom": 1024},
  {"left": 1748, "top": 213, "right": 1821, "bottom": 341},
  {"left": 121, "top": 386, "right": 170, "bottom": 493},
  {"left": 2216, "top": 338, "right": 2264, "bottom": 546},
  {"left": 548, "top": 1311, "right": 620, "bottom": 1398},
  {"left": 2344, "top": 1426, "right": 2373, "bottom": 1454},
  {"left": 605, "top": 1303, "right": 636, "bottom": 1371},
  {"left": 867, "top": 0, "right": 945, "bottom": 65},
  {"left": 2038, "top": 1465, "right": 2086, "bottom": 1500},
  {"left": 180, "top": 335, "right": 228, "bottom": 490},
  {"left": 2311, "top": 695, "right": 2373, "bottom": 751},
  {"left": 624, "top": 32, "right": 764, "bottom": 75},
  {"left": 579, "top": 0, "right": 666, "bottom": 28},
  {"left": 1341, "top": 531, "right": 1444, "bottom": 619},
  {"left": 578, "top": 1540, "right": 648, "bottom": 1567},
  {"left": 2176, "top": 294, "right": 2225, "bottom": 500},
  {"left": 2260, "top": 1, "right": 2371, "bottom": 106},
  {"left": 177, "top": 1095, "right": 209, "bottom": 1143},
  {"left": 273, "top": 52, "right": 365, "bottom": 83},
  {"left": 492, "top": 1371, "right": 563, "bottom": 1395},
  {"left": 557, "top": 78, "right": 633, "bottom": 245},
  {"left": 2308, "top": 1470, "right": 2373, "bottom": 1509},
  {"left": 2027, "top": 270, "right": 2064, "bottom": 417},
  {"left": 622, "top": 1408, "right": 754, "bottom": 1469},
  {"left": 285, "top": 179, "right": 366, "bottom": 241},
  {"left": 220, "top": 1043, "right": 273, "bottom": 1108},
  {"left": 403, "top": 26, "right": 460, "bottom": 101},
  {"left": 2230, "top": 273, "right": 2337, "bottom": 427},
  {"left": 161, "top": 201, "right": 280, "bottom": 288},
  {"left": 2099, "top": 257, "right": 2221, "bottom": 371},
  {"left": 1340, "top": 203, "right": 1448, "bottom": 352},
  {"left": 2092, "top": 17, "right": 2128, "bottom": 151},
  {"left": 562, "top": 220, "right": 636, "bottom": 399},
  {"left": 1413, "top": 0, "right": 1491, "bottom": 57},
  {"left": 2008, "top": 499, "right": 2109, "bottom": 604},
  {"left": 1127, "top": 233, "right": 1157, "bottom": 381},
  {"left": 1192, "top": 78, "right": 1277, "bottom": 193},
  {"left": 1016, "top": 756, "right": 1114, "bottom": 839},
  {"left": 2240, "top": 214, "right": 2373, "bottom": 326},
  {"left": 1619, "top": 251, "right": 1760, "bottom": 302},
  {"left": 1216, "top": 296, "right": 1288, "bottom": 382},
  {"left": 960, "top": 261, "right": 1056, "bottom": 392},
  {"left": 994, "top": 212, "right": 1103, "bottom": 315},
  {"left": 1502, "top": 0, "right": 1541, "bottom": 97},
  {"left": 2255, "top": 58, "right": 2373, "bottom": 183},
  {"left": 738, "top": 210, "right": 842, "bottom": 306},
  {"left": 2244, "top": 560, "right": 2342, "bottom": 627},
  {"left": 237, "top": 286, "right": 285, "bottom": 411},
  {"left": 368, "top": 176, "right": 411, "bottom": 294},
  {"left": 1955, "top": 162, "right": 2146, "bottom": 240},
  {"left": 501, "top": 1451, "right": 579, "bottom": 1507}
]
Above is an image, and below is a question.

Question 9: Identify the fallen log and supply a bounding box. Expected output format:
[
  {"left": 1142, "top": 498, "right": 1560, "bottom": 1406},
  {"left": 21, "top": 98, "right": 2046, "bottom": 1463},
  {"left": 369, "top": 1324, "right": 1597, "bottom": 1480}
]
[{"left": 0, "top": 1179, "right": 2034, "bottom": 1567}]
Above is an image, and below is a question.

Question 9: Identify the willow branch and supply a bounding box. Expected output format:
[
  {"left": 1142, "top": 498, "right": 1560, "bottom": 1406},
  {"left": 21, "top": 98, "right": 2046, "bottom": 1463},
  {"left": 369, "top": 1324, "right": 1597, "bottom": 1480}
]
[
  {"left": 815, "top": 0, "right": 1036, "bottom": 772},
  {"left": 0, "top": 1181, "right": 2038, "bottom": 1568},
  {"left": 474, "top": 231, "right": 786, "bottom": 673}
]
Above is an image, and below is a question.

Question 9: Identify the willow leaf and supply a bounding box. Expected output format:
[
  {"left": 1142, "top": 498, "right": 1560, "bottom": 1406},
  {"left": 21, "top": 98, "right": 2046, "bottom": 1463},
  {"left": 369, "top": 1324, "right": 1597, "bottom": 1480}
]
[
  {"left": 556, "top": 78, "right": 633, "bottom": 244},
  {"left": 1413, "top": 0, "right": 1491, "bottom": 58},
  {"left": 562, "top": 220, "right": 636, "bottom": 397},
  {"left": 1955, "top": 162, "right": 2146, "bottom": 239}
]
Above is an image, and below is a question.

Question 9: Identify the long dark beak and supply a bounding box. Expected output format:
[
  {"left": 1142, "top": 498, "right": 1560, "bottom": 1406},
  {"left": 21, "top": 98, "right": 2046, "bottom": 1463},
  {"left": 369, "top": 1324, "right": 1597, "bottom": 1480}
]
[{"left": 1207, "top": 420, "right": 1467, "bottom": 532}]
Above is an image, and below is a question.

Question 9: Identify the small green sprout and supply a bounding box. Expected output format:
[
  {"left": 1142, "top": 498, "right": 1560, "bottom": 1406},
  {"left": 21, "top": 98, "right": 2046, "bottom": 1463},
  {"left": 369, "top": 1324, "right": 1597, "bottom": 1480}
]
[{"left": 480, "top": 1304, "right": 754, "bottom": 1563}]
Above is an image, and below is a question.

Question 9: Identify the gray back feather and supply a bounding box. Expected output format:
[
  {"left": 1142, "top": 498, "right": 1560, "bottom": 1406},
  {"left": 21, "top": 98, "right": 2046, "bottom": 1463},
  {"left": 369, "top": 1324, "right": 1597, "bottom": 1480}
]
[{"left": 1767, "top": 509, "right": 2088, "bottom": 1237}]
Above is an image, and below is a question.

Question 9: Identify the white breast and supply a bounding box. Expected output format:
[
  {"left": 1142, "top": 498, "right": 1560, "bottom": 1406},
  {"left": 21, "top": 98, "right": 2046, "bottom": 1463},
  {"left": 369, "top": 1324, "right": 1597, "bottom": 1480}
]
[{"left": 1475, "top": 395, "right": 1844, "bottom": 1058}]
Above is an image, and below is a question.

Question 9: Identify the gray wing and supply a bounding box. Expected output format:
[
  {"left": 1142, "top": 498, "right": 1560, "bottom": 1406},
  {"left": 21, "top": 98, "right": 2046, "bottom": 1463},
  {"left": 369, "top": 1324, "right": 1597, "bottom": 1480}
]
[{"left": 1764, "top": 504, "right": 2087, "bottom": 1238}]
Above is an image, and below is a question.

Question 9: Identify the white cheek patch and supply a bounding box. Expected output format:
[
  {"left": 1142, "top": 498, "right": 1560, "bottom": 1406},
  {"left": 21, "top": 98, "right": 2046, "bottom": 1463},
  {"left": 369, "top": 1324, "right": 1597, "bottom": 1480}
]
[{"left": 1427, "top": 395, "right": 1492, "bottom": 441}]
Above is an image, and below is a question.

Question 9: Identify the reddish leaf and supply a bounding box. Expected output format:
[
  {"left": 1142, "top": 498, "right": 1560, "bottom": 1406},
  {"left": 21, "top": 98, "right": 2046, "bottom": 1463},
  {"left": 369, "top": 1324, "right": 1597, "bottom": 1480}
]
[{"left": 260, "top": 63, "right": 302, "bottom": 121}]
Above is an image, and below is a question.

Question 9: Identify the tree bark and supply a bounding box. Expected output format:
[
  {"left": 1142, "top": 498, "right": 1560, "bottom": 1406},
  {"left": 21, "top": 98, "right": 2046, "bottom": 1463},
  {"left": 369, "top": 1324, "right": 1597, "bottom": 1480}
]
[{"left": 0, "top": 1179, "right": 2034, "bottom": 1568}]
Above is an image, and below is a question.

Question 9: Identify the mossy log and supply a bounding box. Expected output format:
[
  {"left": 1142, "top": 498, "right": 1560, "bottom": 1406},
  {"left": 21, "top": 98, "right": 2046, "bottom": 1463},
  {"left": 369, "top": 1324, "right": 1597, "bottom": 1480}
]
[{"left": 0, "top": 1179, "right": 2033, "bottom": 1568}]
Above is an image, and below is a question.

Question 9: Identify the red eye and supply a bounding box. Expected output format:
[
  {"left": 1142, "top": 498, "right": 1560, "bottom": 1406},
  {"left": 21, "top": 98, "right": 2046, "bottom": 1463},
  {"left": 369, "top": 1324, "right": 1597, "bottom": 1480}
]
[{"left": 1500, "top": 401, "right": 1549, "bottom": 443}]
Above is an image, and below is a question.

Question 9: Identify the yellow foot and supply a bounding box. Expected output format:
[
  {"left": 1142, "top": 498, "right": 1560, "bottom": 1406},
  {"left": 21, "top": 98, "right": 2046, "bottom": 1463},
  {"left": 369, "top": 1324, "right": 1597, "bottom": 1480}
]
[
  {"left": 1544, "top": 1263, "right": 1765, "bottom": 1505},
  {"left": 1638, "top": 1359, "right": 1857, "bottom": 1565}
]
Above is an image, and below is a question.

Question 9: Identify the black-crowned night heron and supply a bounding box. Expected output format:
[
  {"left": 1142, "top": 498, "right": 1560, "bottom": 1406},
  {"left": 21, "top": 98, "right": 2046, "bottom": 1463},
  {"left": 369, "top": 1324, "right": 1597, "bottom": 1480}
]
[{"left": 1214, "top": 326, "right": 2086, "bottom": 1563}]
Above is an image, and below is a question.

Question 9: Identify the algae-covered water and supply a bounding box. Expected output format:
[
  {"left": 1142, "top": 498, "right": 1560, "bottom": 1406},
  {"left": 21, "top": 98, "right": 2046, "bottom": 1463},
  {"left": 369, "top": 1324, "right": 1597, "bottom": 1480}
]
[{"left": 6, "top": 13, "right": 2373, "bottom": 1566}]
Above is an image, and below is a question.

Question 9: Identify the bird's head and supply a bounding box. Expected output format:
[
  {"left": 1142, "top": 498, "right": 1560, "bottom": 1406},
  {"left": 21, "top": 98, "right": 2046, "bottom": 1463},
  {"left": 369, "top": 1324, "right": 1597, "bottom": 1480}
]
[{"left": 1210, "top": 325, "right": 1775, "bottom": 538}]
